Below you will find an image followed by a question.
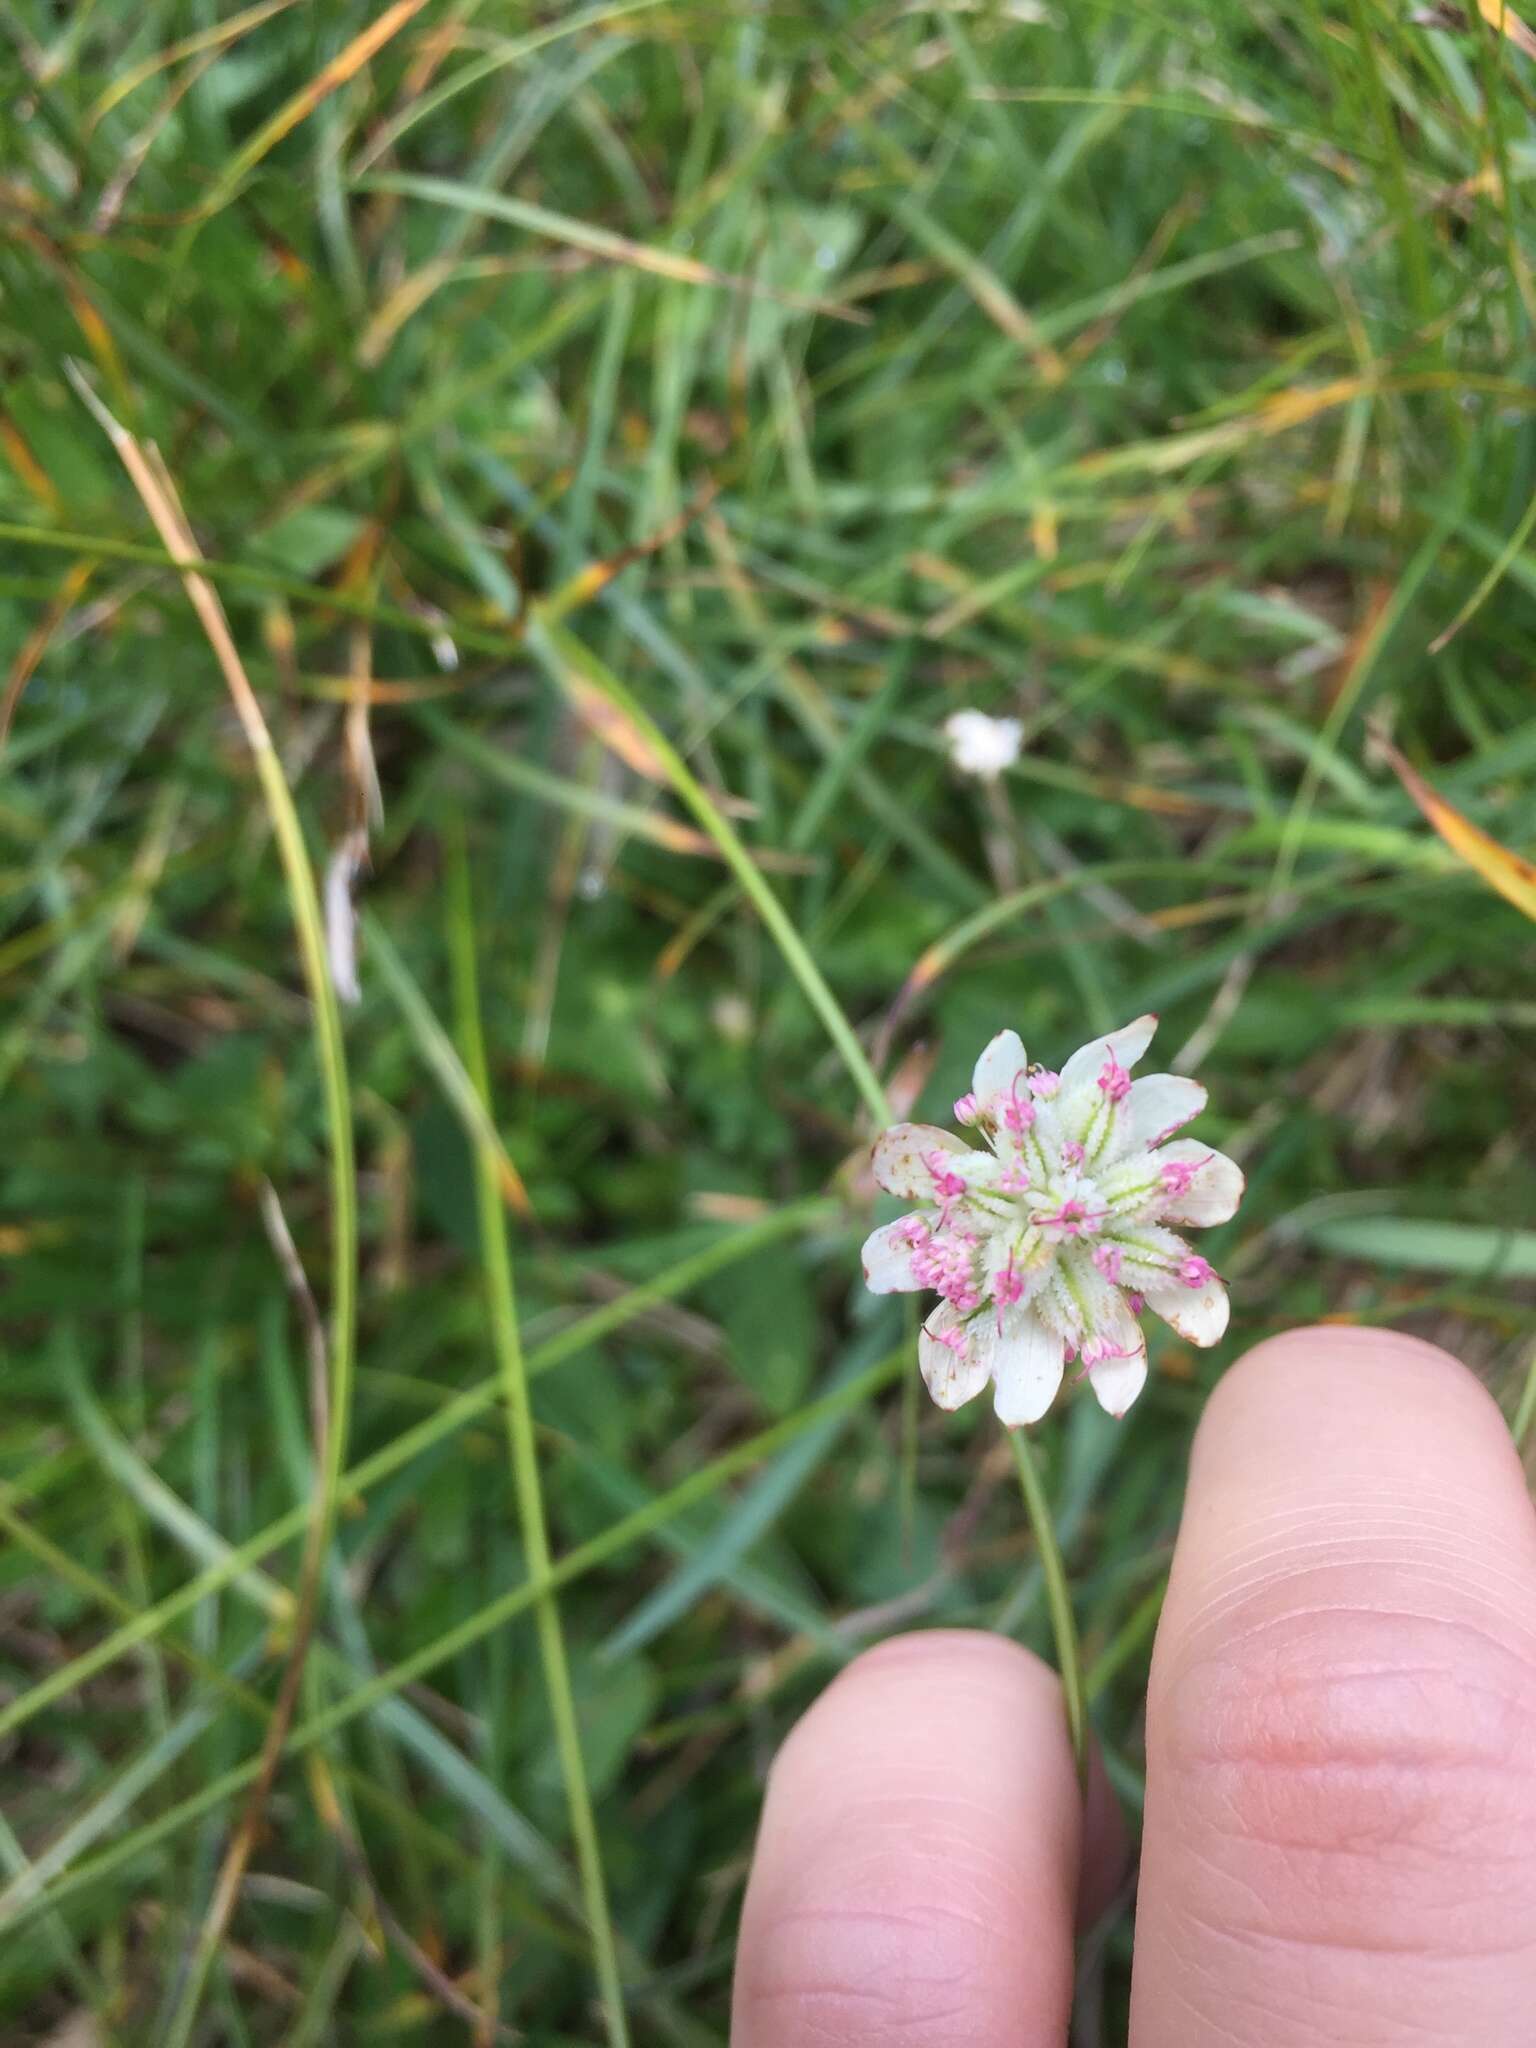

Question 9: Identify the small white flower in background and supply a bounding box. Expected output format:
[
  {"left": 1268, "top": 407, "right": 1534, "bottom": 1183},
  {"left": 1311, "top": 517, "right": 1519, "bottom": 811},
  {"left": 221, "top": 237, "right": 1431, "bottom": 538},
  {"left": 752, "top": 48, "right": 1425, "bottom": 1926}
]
[
  {"left": 943, "top": 707, "right": 1023, "bottom": 780},
  {"left": 711, "top": 993, "right": 754, "bottom": 1044},
  {"left": 861, "top": 1015, "right": 1242, "bottom": 1424}
]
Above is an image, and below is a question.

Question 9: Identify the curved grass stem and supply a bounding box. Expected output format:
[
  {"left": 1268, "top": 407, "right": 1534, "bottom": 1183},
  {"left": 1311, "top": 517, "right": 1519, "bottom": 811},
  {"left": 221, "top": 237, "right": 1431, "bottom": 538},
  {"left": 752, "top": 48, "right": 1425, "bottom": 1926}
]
[{"left": 69, "top": 365, "right": 358, "bottom": 2048}]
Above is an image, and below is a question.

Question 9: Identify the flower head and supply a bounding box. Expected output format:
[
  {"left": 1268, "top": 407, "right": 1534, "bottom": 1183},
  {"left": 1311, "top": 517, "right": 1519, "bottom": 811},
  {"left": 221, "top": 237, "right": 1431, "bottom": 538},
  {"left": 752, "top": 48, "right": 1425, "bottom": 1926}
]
[
  {"left": 860, "top": 1016, "right": 1242, "bottom": 1424},
  {"left": 943, "top": 708, "right": 1023, "bottom": 780}
]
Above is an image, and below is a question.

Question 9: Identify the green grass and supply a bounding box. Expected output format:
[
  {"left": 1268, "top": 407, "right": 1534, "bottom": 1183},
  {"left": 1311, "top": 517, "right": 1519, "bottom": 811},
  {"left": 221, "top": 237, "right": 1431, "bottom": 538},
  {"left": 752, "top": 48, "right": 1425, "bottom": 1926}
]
[{"left": 4, "top": 2, "right": 1536, "bottom": 2038}]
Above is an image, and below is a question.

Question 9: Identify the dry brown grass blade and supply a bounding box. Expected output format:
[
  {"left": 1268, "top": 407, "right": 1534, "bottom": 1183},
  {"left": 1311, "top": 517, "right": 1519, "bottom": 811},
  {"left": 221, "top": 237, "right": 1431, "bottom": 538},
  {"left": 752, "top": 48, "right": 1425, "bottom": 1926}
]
[{"left": 62, "top": 368, "right": 270, "bottom": 755}]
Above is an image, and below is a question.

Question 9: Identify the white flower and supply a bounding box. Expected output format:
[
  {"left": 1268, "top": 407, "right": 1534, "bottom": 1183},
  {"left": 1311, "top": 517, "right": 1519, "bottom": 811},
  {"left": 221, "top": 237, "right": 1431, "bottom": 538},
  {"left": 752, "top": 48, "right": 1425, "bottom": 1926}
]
[
  {"left": 943, "top": 708, "right": 1023, "bottom": 779},
  {"left": 860, "top": 1015, "right": 1242, "bottom": 1424}
]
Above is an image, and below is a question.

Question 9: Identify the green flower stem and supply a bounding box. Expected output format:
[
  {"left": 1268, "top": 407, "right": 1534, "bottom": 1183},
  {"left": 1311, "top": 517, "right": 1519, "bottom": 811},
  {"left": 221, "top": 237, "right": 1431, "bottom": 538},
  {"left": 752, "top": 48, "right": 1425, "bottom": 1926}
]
[
  {"left": 1513, "top": 1347, "right": 1536, "bottom": 1452},
  {"left": 1010, "top": 1428, "right": 1088, "bottom": 1787}
]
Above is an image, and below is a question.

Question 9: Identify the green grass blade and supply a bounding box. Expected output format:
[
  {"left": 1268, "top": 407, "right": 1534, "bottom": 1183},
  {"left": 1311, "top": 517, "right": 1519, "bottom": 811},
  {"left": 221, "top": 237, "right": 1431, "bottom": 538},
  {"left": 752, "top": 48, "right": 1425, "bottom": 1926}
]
[{"left": 447, "top": 833, "right": 630, "bottom": 2048}]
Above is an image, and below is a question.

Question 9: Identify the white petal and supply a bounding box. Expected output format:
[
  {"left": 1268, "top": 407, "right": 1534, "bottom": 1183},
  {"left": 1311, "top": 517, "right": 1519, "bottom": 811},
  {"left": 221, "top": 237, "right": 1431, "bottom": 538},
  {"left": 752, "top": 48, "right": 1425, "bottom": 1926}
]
[
  {"left": 860, "top": 1218, "right": 922, "bottom": 1294},
  {"left": 870, "top": 1122, "right": 967, "bottom": 1199},
  {"left": 1059, "top": 1013, "right": 1159, "bottom": 1092},
  {"left": 1146, "top": 1276, "right": 1229, "bottom": 1346},
  {"left": 1153, "top": 1140, "right": 1245, "bottom": 1226},
  {"left": 971, "top": 1029, "right": 1027, "bottom": 1111},
  {"left": 918, "top": 1306, "right": 990, "bottom": 1411},
  {"left": 989, "top": 1309, "right": 1066, "bottom": 1426},
  {"left": 1027, "top": 1264, "right": 1080, "bottom": 1350},
  {"left": 1122, "top": 1074, "right": 1206, "bottom": 1150},
  {"left": 1088, "top": 1338, "right": 1148, "bottom": 1417}
]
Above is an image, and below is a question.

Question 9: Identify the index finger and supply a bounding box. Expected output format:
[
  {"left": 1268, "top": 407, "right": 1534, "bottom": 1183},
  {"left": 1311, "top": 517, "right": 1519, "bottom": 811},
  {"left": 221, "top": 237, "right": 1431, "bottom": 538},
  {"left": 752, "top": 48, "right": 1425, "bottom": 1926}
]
[{"left": 1132, "top": 1326, "right": 1536, "bottom": 2045}]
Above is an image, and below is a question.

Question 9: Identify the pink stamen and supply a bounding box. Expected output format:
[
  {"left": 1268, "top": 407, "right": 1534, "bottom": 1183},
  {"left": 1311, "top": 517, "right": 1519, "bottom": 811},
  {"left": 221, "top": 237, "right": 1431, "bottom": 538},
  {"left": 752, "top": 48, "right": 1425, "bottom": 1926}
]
[
  {"left": 1061, "top": 1138, "right": 1085, "bottom": 1168},
  {"left": 1159, "top": 1151, "right": 1211, "bottom": 1199},
  {"left": 1029, "top": 1069, "right": 1060, "bottom": 1101},
  {"left": 998, "top": 1161, "right": 1030, "bottom": 1194},
  {"left": 991, "top": 1255, "right": 1024, "bottom": 1329},
  {"left": 1091, "top": 1242, "right": 1122, "bottom": 1283},
  {"left": 1179, "top": 1255, "right": 1214, "bottom": 1289},
  {"left": 911, "top": 1224, "right": 983, "bottom": 1313},
  {"left": 953, "top": 1091, "right": 979, "bottom": 1126},
  {"left": 1097, "top": 1055, "right": 1131, "bottom": 1103},
  {"left": 1127, "top": 1291, "right": 1145, "bottom": 1314},
  {"left": 925, "top": 1151, "right": 968, "bottom": 1201},
  {"left": 1082, "top": 1334, "right": 1134, "bottom": 1367},
  {"left": 928, "top": 1320, "right": 968, "bottom": 1357},
  {"left": 1002, "top": 1071, "right": 1035, "bottom": 1133},
  {"left": 1044, "top": 1197, "right": 1098, "bottom": 1236}
]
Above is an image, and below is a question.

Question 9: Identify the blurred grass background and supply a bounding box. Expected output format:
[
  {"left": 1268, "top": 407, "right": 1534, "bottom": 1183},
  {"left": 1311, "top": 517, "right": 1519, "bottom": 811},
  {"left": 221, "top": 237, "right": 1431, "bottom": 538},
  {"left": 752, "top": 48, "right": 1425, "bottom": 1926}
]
[{"left": 5, "top": 0, "right": 1536, "bottom": 2039}]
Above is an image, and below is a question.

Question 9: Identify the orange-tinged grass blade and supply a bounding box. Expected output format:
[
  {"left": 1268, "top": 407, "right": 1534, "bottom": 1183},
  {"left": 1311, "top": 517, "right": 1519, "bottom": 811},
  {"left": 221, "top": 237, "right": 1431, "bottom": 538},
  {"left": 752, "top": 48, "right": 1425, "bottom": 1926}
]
[
  {"left": 1380, "top": 737, "right": 1536, "bottom": 923},
  {"left": 1, "top": 559, "right": 94, "bottom": 748},
  {"left": 0, "top": 416, "right": 58, "bottom": 510},
  {"left": 1076, "top": 373, "right": 1536, "bottom": 481},
  {"left": 541, "top": 480, "right": 719, "bottom": 626},
  {"left": 202, "top": 0, "right": 429, "bottom": 212},
  {"left": 63, "top": 284, "right": 132, "bottom": 410}
]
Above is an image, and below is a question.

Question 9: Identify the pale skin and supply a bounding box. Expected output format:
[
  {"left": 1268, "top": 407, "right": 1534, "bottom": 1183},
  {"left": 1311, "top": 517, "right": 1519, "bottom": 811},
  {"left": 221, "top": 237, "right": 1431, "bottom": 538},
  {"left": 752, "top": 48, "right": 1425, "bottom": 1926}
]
[{"left": 730, "top": 1327, "right": 1536, "bottom": 2045}]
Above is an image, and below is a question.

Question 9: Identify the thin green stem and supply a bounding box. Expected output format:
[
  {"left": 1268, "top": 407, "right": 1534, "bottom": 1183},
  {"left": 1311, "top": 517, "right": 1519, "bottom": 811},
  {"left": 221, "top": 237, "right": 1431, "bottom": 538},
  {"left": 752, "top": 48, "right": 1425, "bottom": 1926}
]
[
  {"left": 447, "top": 834, "right": 630, "bottom": 2048},
  {"left": 529, "top": 621, "right": 890, "bottom": 1126},
  {"left": 1513, "top": 1346, "right": 1536, "bottom": 1452},
  {"left": 1010, "top": 1429, "right": 1088, "bottom": 1786}
]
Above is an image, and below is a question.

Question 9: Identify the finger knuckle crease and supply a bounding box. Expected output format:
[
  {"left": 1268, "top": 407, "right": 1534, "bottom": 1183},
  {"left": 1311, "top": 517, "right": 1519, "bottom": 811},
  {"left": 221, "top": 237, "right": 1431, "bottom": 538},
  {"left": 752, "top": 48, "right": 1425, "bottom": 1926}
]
[
  {"left": 1159, "top": 1606, "right": 1536, "bottom": 1870},
  {"left": 740, "top": 1899, "right": 1014, "bottom": 2047}
]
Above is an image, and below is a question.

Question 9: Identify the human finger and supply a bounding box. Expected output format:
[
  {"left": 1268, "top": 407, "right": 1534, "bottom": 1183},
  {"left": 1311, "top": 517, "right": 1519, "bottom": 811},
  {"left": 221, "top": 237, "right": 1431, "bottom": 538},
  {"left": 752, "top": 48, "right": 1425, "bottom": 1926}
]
[
  {"left": 1132, "top": 1326, "right": 1536, "bottom": 2045},
  {"left": 732, "top": 1628, "right": 1123, "bottom": 2047}
]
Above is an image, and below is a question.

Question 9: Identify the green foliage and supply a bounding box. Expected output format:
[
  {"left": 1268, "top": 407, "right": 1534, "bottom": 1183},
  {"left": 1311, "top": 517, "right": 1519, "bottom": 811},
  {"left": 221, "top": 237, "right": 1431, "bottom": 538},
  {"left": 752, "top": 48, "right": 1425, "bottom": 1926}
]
[{"left": 4, "top": 0, "right": 1536, "bottom": 2039}]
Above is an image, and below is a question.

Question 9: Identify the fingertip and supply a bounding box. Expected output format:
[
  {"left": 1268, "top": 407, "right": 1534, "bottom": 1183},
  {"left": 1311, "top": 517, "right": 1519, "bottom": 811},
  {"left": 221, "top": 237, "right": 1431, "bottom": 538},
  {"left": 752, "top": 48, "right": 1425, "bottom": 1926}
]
[
  {"left": 1135, "top": 1321, "right": 1536, "bottom": 2046},
  {"left": 1189, "top": 1321, "right": 1526, "bottom": 1508},
  {"left": 1211, "top": 1320, "right": 1495, "bottom": 1411},
  {"left": 734, "top": 1630, "right": 1117, "bottom": 2048}
]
